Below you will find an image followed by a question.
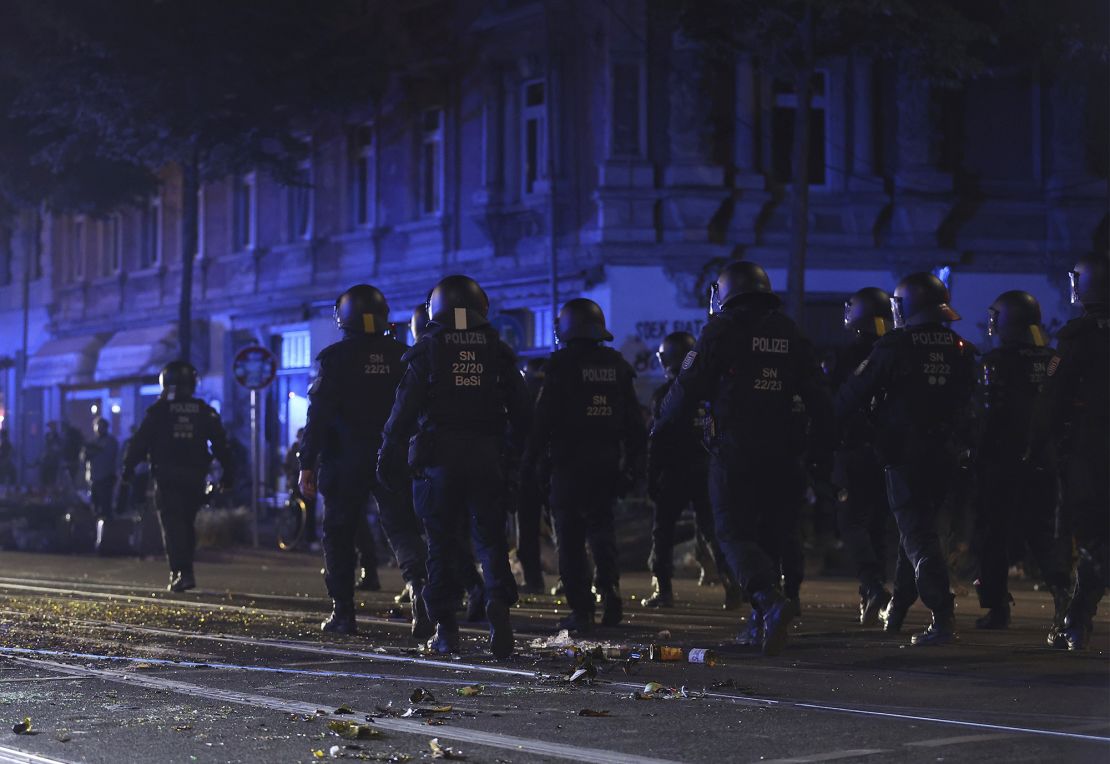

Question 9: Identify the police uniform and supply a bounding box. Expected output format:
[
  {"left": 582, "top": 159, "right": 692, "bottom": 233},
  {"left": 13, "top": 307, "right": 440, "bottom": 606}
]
[
  {"left": 975, "top": 341, "right": 1068, "bottom": 624},
  {"left": 1047, "top": 308, "right": 1109, "bottom": 647},
  {"left": 530, "top": 340, "right": 646, "bottom": 629},
  {"left": 656, "top": 266, "right": 833, "bottom": 656},
  {"left": 121, "top": 383, "right": 231, "bottom": 589},
  {"left": 379, "top": 294, "right": 531, "bottom": 657},
  {"left": 830, "top": 332, "right": 892, "bottom": 620},
  {"left": 645, "top": 380, "right": 734, "bottom": 604},
  {"left": 300, "top": 329, "right": 428, "bottom": 625},
  {"left": 836, "top": 322, "right": 976, "bottom": 642},
  {"left": 515, "top": 359, "right": 549, "bottom": 593}
]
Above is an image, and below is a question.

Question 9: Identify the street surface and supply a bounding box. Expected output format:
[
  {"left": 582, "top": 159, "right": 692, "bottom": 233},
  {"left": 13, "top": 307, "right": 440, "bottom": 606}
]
[{"left": 0, "top": 550, "right": 1106, "bottom": 763}]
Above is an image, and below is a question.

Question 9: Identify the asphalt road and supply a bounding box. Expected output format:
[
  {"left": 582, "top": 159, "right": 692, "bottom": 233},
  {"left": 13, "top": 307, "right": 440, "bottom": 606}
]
[{"left": 0, "top": 549, "right": 1106, "bottom": 764}]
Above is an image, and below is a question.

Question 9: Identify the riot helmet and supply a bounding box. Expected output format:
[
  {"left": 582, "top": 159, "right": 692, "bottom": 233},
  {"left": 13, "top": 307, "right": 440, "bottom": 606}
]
[
  {"left": 334, "top": 284, "right": 390, "bottom": 334},
  {"left": 428, "top": 275, "right": 490, "bottom": 329},
  {"left": 159, "top": 360, "right": 198, "bottom": 400},
  {"left": 1069, "top": 253, "right": 1109, "bottom": 309},
  {"left": 555, "top": 298, "right": 613, "bottom": 344},
  {"left": 656, "top": 331, "right": 696, "bottom": 379},
  {"left": 709, "top": 261, "right": 779, "bottom": 314},
  {"left": 890, "top": 272, "right": 960, "bottom": 328},
  {"left": 410, "top": 302, "right": 431, "bottom": 343},
  {"left": 844, "top": 287, "right": 893, "bottom": 336},
  {"left": 988, "top": 290, "right": 1046, "bottom": 346}
]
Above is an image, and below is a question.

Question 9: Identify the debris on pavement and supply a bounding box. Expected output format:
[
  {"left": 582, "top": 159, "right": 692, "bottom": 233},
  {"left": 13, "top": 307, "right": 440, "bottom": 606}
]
[
  {"left": 409, "top": 688, "right": 435, "bottom": 704},
  {"left": 455, "top": 685, "right": 483, "bottom": 697},
  {"left": 429, "top": 737, "right": 466, "bottom": 759},
  {"left": 11, "top": 717, "right": 31, "bottom": 734},
  {"left": 577, "top": 709, "right": 611, "bottom": 717},
  {"left": 326, "top": 720, "right": 382, "bottom": 740}
]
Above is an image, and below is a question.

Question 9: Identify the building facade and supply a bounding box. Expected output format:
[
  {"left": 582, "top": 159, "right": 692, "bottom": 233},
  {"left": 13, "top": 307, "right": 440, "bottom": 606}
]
[{"left": 1, "top": 0, "right": 1105, "bottom": 486}]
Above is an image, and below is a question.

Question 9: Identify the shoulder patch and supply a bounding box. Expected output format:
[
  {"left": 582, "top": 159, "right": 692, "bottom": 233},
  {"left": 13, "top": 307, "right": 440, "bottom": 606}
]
[
  {"left": 681, "top": 351, "right": 697, "bottom": 370},
  {"left": 853, "top": 359, "right": 870, "bottom": 376},
  {"left": 1046, "top": 355, "right": 1061, "bottom": 377}
]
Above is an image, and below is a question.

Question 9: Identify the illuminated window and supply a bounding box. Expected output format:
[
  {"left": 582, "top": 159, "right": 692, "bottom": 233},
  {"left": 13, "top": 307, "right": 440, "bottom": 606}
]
[
  {"left": 350, "top": 125, "right": 376, "bottom": 227},
  {"left": 420, "top": 108, "right": 443, "bottom": 216},
  {"left": 280, "top": 330, "right": 311, "bottom": 369},
  {"left": 522, "top": 80, "right": 546, "bottom": 195}
]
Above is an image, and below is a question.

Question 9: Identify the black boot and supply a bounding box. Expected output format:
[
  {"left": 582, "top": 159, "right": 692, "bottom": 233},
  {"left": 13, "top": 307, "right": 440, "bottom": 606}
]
[
  {"left": 464, "top": 584, "right": 486, "bottom": 623},
  {"left": 355, "top": 566, "right": 381, "bottom": 592},
  {"left": 427, "top": 620, "right": 460, "bottom": 655},
  {"left": 486, "top": 600, "right": 514, "bottom": 659},
  {"left": 1046, "top": 586, "right": 1071, "bottom": 649},
  {"left": 975, "top": 605, "right": 1011, "bottom": 630},
  {"left": 321, "top": 600, "right": 358, "bottom": 635},
  {"left": 394, "top": 586, "right": 412, "bottom": 605},
  {"left": 754, "top": 591, "right": 795, "bottom": 657},
  {"left": 556, "top": 610, "right": 594, "bottom": 634},
  {"left": 169, "top": 569, "right": 196, "bottom": 593},
  {"left": 723, "top": 584, "right": 744, "bottom": 611},
  {"left": 408, "top": 581, "right": 434, "bottom": 641},
  {"left": 520, "top": 573, "right": 546, "bottom": 596},
  {"left": 860, "top": 586, "right": 892, "bottom": 627},
  {"left": 880, "top": 598, "right": 909, "bottom": 633},
  {"left": 641, "top": 577, "right": 674, "bottom": 608},
  {"left": 550, "top": 579, "right": 565, "bottom": 597},
  {"left": 735, "top": 607, "right": 763, "bottom": 647},
  {"left": 600, "top": 587, "right": 623, "bottom": 627},
  {"left": 911, "top": 612, "right": 956, "bottom": 646}
]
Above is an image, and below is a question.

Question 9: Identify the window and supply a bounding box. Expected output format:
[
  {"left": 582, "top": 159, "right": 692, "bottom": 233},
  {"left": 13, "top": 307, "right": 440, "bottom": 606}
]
[
  {"left": 611, "top": 62, "right": 642, "bottom": 156},
  {"left": 420, "top": 108, "right": 443, "bottom": 216},
  {"left": 72, "top": 217, "right": 86, "bottom": 281},
  {"left": 350, "top": 125, "right": 376, "bottom": 227},
  {"left": 286, "top": 156, "right": 313, "bottom": 242},
  {"left": 100, "top": 214, "right": 121, "bottom": 277},
  {"left": 280, "top": 329, "right": 311, "bottom": 370},
  {"left": 0, "top": 225, "right": 12, "bottom": 287},
  {"left": 521, "top": 80, "right": 547, "bottom": 194},
  {"left": 231, "top": 174, "right": 256, "bottom": 252},
  {"left": 771, "top": 72, "right": 827, "bottom": 186},
  {"left": 139, "top": 198, "right": 161, "bottom": 268}
]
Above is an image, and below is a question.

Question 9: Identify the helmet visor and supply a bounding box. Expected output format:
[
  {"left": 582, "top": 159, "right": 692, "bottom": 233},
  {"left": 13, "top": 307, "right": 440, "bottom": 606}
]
[
  {"left": 1069, "top": 270, "right": 1081, "bottom": 305},
  {"left": 890, "top": 296, "right": 906, "bottom": 329},
  {"left": 987, "top": 308, "right": 999, "bottom": 337},
  {"left": 708, "top": 282, "right": 722, "bottom": 316}
]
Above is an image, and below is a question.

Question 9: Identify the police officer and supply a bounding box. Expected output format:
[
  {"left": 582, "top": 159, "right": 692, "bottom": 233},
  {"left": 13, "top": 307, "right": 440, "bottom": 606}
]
[
  {"left": 832, "top": 287, "right": 895, "bottom": 626},
  {"left": 644, "top": 331, "right": 738, "bottom": 609},
  {"left": 298, "top": 285, "right": 431, "bottom": 638},
  {"left": 1045, "top": 254, "right": 1109, "bottom": 650},
  {"left": 836, "top": 272, "right": 976, "bottom": 646},
  {"left": 378, "top": 275, "right": 530, "bottom": 658},
  {"left": 974, "top": 291, "right": 1069, "bottom": 634},
  {"left": 119, "top": 361, "right": 232, "bottom": 592},
  {"left": 516, "top": 356, "right": 550, "bottom": 594},
  {"left": 655, "top": 262, "right": 833, "bottom": 656},
  {"left": 525, "top": 299, "right": 645, "bottom": 633}
]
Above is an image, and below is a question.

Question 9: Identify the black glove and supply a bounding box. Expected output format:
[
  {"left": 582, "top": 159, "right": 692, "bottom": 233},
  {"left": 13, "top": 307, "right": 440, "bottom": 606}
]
[{"left": 376, "top": 445, "right": 408, "bottom": 493}]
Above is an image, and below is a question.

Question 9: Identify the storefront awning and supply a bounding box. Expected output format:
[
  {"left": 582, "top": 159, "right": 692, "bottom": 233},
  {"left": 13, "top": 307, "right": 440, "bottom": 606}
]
[
  {"left": 94, "top": 325, "right": 178, "bottom": 382},
  {"left": 23, "top": 335, "right": 105, "bottom": 388}
]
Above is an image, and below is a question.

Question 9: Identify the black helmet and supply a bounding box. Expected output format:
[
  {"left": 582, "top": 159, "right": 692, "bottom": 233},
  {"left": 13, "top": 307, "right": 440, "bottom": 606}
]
[
  {"left": 710, "top": 261, "right": 779, "bottom": 314},
  {"left": 410, "top": 302, "right": 431, "bottom": 343},
  {"left": 159, "top": 360, "right": 198, "bottom": 400},
  {"left": 1070, "top": 253, "right": 1109, "bottom": 308},
  {"left": 428, "top": 275, "right": 490, "bottom": 329},
  {"left": 656, "top": 331, "right": 696, "bottom": 376},
  {"left": 988, "top": 290, "right": 1046, "bottom": 346},
  {"left": 891, "top": 272, "right": 960, "bottom": 328},
  {"left": 844, "top": 287, "right": 893, "bottom": 336},
  {"left": 555, "top": 298, "right": 613, "bottom": 344},
  {"left": 334, "top": 284, "right": 390, "bottom": 334}
]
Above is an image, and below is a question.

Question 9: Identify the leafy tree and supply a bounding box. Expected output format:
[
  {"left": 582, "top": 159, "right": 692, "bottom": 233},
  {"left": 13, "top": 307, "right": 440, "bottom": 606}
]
[{"left": 0, "top": 0, "right": 405, "bottom": 360}]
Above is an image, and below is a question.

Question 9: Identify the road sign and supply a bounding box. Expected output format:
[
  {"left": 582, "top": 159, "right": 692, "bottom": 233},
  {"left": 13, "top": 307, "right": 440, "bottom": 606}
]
[{"left": 232, "top": 346, "right": 277, "bottom": 390}]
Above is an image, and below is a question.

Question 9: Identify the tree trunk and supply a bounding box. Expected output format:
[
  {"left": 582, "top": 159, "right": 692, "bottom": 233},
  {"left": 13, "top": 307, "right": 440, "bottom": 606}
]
[
  {"left": 178, "top": 150, "right": 199, "bottom": 363},
  {"left": 786, "top": 9, "right": 816, "bottom": 324}
]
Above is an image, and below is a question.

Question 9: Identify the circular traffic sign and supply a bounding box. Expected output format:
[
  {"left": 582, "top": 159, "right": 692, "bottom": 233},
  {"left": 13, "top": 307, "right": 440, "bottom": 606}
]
[{"left": 232, "top": 345, "right": 278, "bottom": 390}]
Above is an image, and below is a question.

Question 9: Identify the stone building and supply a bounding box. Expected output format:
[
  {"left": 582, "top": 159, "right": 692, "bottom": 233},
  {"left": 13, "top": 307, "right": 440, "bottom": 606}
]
[{"left": 1, "top": 0, "right": 1105, "bottom": 486}]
